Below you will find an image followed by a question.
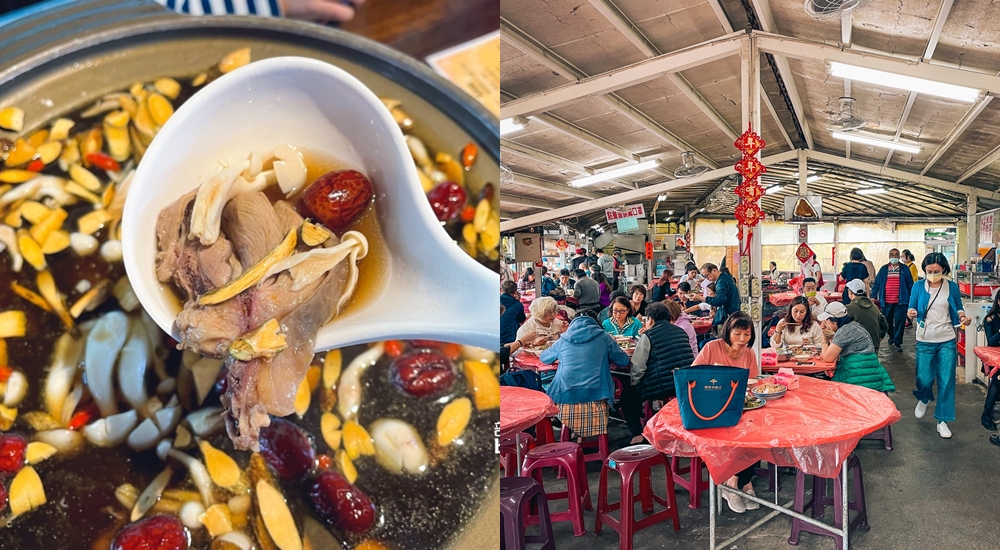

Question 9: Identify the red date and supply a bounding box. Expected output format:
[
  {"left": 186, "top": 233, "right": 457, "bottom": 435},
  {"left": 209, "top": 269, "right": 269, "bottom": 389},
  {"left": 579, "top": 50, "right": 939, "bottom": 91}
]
[
  {"left": 390, "top": 351, "right": 455, "bottom": 397},
  {"left": 297, "top": 170, "right": 373, "bottom": 233},
  {"left": 427, "top": 181, "right": 466, "bottom": 221},
  {"left": 111, "top": 515, "right": 189, "bottom": 550},
  {"left": 309, "top": 470, "right": 376, "bottom": 533},
  {"left": 0, "top": 434, "right": 26, "bottom": 474},
  {"left": 259, "top": 417, "right": 316, "bottom": 480}
]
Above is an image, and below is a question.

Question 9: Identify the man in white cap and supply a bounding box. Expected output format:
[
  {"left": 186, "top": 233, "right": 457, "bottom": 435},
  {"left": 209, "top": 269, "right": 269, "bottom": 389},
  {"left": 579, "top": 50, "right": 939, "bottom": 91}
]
[{"left": 845, "top": 279, "right": 888, "bottom": 352}]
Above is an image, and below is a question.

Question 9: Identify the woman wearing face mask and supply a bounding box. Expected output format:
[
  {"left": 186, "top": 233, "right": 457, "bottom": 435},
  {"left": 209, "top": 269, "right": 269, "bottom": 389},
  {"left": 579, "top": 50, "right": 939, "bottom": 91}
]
[
  {"left": 907, "top": 252, "right": 971, "bottom": 439},
  {"left": 901, "top": 250, "right": 919, "bottom": 329},
  {"left": 816, "top": 302, "right": 895, "bottom": 391},
  {"left": 692, "top": 312, "right": 760, "bottom": 513},
  {"left": 771, "top": 296, "right": 823, "bottom": 348}
]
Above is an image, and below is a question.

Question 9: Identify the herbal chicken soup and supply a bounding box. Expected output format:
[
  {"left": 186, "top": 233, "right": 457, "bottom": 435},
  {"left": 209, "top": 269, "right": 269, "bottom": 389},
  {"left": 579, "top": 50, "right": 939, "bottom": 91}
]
[{"left": 0, "top": 48, "right": 499, "bottom": 550}]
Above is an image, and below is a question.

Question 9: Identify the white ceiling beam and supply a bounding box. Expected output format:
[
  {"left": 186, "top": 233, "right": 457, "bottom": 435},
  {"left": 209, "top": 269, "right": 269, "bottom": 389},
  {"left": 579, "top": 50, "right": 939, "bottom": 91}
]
[
  {"left": 841, "top": 11, "right": 852, "bottom": 47},
  {"left": 499, "top": 18, "right": 584, "bottom": 80},
  {"left": 586, "top": 0, "right": 658, "bottom": 56},
  {"left": 806, "top": 149, "right": 1000, "bottom": 200},
  {"left": 527, "top": 113, "right": 639, "bottom": 163},
  {"left": 884, "top": 0, "right": 953, "bottom": 167},
  {"left": 706, "top": 0, "right": 734, "bottom": 33},
  {"left": 761, "top": 84, "right": 794, "bottom": 149},
  {"left": 500, "top": 196, "right": 562, "bottom": 210},
  {"left": 756, "top": 32, "right": 1000, "bottom": 94},
  {"left": 510, "top": 173, "right": 602, "bottom": 200},
  {"left": 750, "top": 0, "right": 814, "bottom": 150},
  {"left": 500, "top": 139, "right": 635, "bottom": 188},
  {"left": 956, "top": 144, "right": 1000, "bottom": 184},
  {"left": 500, "top": 32, "right": 744, "bottom": 119},
  {"left": 500, "top": 149, "right": 799, "bottom": 231},
  {"left": 585, "top": 0, "right": 739, "bottom": 141},
  {"left": 920, "top": 97, "right": 994, "bottom": 175},
  {"left": 500, "top": 20, "right": 719, "bottom": 171}
]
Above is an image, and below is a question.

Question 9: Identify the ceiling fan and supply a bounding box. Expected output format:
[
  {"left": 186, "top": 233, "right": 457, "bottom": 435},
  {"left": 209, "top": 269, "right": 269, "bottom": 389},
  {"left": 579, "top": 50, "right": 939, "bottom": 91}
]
[
  {"left": 825, "top": 97, "right": 866, "bottom": 132},
  {"left": 674, "top": 151, "right": 710, "bottom": 178},
  {"left": 804, "top": 0, "right": 870, "bottom": 21}
]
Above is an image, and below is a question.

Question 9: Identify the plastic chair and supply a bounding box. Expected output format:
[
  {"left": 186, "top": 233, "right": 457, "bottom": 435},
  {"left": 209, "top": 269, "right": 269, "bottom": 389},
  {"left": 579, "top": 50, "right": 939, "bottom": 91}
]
[
  {"left": 860, "top": 393, "right": 894, "bottom": 450},
  {"left": 521, "top": 442, "right": 592, "bottom": 536},
  {"left": 501, "top": 476, "right": 556, "bottom": 550},
  {"left": 789, "top": 454, "right": 869, "bottom": 547},
  {"left": 595, "top": 445, "right": 681, "bottom": 550},
  {"left": 500, "top": 433, "right": 536, "bottom": 477},
  {"left": 670, "top": 456, "right": 710, "bottom": 509},
  {"left": 559, "top": 424, "right": 609, "bottom": 465}
]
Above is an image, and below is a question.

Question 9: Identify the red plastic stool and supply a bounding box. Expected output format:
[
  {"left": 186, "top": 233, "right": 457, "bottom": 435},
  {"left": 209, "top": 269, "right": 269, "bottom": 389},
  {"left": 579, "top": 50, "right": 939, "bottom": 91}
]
[
  {"left": 520, "top": 442, "right": 592, "bottom": 536},
  {"left": 595, "top": 445, "right": 681, "bottom": 550},
  {"left": 789, "top": 454, "right": 869, "bottom": 547},
  {"left": 501, "top": 476, "right": 556, "bottom": 550},
  {"left": 535, "top": 417, "right": 556, "bottom": 445},
  {"left": 559, "top": 425, "right": 610, "bottom": 465},
  {"left": 500, "top": 433, "right": 536, "bottom": 477},
  {"left": 670, "top": 456, "right": 710, "bottom": 509}
]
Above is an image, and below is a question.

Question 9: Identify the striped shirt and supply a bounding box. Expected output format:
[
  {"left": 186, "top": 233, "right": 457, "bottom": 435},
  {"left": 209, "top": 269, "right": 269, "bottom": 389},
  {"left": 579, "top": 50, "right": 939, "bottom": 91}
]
[
  {"left": 153, "top": 0, "right": 282, "bottom": 17},
  {"left": 885, "top": 264, "right": 901, "bottom": 304}
]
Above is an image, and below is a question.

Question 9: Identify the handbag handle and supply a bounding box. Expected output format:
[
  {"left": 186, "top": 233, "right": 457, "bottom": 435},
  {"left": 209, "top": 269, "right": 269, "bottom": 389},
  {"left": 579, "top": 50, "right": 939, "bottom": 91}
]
[{"left": 687, "top": 380, "right": 739, "bottom": 421}]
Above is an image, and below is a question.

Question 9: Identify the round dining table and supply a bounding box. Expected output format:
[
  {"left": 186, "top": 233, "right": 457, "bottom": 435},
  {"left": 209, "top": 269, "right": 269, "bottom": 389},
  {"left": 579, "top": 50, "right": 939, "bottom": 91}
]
[
  {"left": 500, "top": 386, "right": 559, "bottom": 471},
  {"left": 643, "top": 376, "right": 900, "bottom": 550},
  {"left": 768, "top": 290, "right": 844, "bottom": 307}
]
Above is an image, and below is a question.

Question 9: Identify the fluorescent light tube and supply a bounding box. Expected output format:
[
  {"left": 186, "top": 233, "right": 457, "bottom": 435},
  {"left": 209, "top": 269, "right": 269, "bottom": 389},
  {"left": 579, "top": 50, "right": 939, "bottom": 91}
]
[
  {"left": 500, "top": 117, "right": 525, "bottom": 136},
  {"left": 765, "top": 185, "right": 784, "bottom": 194},
  {"left": 857, "top": 187, "right": 889, "bottom": 195},
  {"left": 829, "top": 62, "right": 981, "bottom": 103},
  {"left": 570, "top": 160, "right": 660, "bottom": 187},
  {"left": 791, "top": 173, "right": 820, "bottom": 183},
  {"left": 831, "top": 132, "right": 921, "bottom": 154}
]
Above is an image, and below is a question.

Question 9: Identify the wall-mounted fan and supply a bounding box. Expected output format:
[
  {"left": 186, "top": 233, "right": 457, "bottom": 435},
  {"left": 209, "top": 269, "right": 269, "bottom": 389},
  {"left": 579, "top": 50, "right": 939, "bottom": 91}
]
[
  {"left": 825, "top": 97, "right": 866, "bottom": 132},
  {"left": 707, "top": 189, "right": 739, "bottom": 213},
  {"left": 804, "top": 0, "right": 870, "bottom": 21},
  {"left": 674, "top": 151, "right": 710, "bottom": 178}
]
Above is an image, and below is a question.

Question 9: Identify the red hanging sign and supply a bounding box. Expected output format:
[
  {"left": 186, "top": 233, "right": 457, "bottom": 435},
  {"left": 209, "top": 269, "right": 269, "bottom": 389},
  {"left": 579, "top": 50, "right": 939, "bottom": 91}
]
[{"left": 733, "top": 123, "right": 766, "bottom": 256}]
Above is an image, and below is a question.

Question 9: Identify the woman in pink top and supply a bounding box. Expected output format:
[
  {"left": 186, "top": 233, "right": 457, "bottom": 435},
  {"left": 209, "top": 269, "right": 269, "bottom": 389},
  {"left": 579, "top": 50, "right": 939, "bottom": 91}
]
[
  {"left": 692, "top": 312, "right": 761, "bottom": 513},
  {"left": 662, "top": 300, "right": 698, "bottom": 356}
]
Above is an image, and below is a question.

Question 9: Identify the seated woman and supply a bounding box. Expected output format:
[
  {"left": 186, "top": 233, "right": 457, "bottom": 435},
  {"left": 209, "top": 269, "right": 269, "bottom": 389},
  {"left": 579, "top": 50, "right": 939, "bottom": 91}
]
[
  {"left": 598, "top": 290, "right": 627, "bottom": 324},
  {"left": 817, "top": 302, "right": 895, "bottom": 392},
  {"left": 983, "top": 291, "right": 1000, "bottom": 432},
  {"left": 602, "top": 296, "right": 642, "bottom": 338},
  {"left": 629, "top": 284, "right": 649, "bottom": 317},
  {"left": 517, "top": 267, "right": 535, "bottom": 293},
  {"left": 539, "top": 309, "right": 631, "bottom": 442},
  {"left": 649, "top": 269, "right": 673, "bottom": 303},
  {"left": 517, "top": 296, "right": 564, "bottom": 345},
  {"left": 619, "top": 303, "right": 694, "bottom": 445},
  {"left": 663, "top": 300, "right": 698, "bottom": 356},
  {"left": 770, "top": 296, "right": 823, "bottom": 348},
  {"left": 692, "top": 312, "right": 760, "bottom": 513}
]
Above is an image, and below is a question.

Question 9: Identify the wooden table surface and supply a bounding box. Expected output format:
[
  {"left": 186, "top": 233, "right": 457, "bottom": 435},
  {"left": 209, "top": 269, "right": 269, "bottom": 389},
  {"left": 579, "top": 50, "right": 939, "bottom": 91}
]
[{"left": 343, "top": 0, "right": 498, "bottom": 61}]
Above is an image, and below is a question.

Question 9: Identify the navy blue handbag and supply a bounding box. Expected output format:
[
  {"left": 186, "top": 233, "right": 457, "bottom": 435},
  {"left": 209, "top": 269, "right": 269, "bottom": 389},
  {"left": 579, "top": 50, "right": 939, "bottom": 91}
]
[
  {"left": 500, "top": 368, "right": 544, "bottom": 393},
  {"left": 672, "top": 366, "right": 748, "bottom": 430}
]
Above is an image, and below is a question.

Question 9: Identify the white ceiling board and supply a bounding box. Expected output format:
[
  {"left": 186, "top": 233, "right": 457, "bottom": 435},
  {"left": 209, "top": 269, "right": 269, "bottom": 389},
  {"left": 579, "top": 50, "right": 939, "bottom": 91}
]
[
  {"left": 926, "top": 99, "right": 1000, "bottom": 180},
  {"left": 850, "top": 0, "right": 940, "bottom": 58},
  {"left": 499, "top": 41, "right": 572, "bottom": 98},
  {"left": 935, "top": 0, "right": 1000, "bottom": 70},
  {"left": 509, "top": 128, "right": 624, "bottom": 167},
  {"left": 620, "top": 0, "right": 730, "bottom": 53}
]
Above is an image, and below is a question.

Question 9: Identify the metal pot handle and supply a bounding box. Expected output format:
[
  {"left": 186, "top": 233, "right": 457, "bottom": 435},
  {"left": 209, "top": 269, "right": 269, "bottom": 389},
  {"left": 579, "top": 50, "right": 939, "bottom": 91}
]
[{"left": 0, "top": 0, "right": 177, "bottom": 83}]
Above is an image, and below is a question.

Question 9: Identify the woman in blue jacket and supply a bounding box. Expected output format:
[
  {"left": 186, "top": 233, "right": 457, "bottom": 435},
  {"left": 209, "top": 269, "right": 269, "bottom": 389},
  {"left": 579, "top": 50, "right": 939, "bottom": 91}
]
[
  {"left": 907, "top": 253, "right": 972, "bottom": 439},
  {"left": 540, "top": 309, "right": 631, "bottom": 440},
  {"left": 981, "top": 290, "right": 1000, "bottom": 433}
]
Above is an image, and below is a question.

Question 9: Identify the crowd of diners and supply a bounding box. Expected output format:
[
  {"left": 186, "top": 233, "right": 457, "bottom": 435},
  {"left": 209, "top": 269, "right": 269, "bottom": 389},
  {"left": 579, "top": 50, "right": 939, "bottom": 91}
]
[{"left": 500, "top": 248, "right": 989, "bottom": 512}]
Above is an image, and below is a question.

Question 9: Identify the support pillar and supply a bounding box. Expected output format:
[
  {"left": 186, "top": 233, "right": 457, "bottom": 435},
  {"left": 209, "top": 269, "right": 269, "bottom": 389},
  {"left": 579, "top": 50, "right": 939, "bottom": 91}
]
[{"left": 740, "top": 33, "right": 763, "bottom": 359}]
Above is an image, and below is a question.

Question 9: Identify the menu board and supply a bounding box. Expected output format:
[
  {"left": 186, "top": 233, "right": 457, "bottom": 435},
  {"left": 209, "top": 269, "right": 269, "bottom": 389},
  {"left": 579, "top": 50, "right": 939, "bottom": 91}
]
[{"left": 427, "top": 32, "right": 500, "bottom": 117}]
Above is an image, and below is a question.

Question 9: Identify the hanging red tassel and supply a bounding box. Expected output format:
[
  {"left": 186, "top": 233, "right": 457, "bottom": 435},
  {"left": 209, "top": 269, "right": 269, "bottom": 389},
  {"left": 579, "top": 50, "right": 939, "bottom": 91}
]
[{"left": 733, "top": 123, "right": 766, "bottom": 258}]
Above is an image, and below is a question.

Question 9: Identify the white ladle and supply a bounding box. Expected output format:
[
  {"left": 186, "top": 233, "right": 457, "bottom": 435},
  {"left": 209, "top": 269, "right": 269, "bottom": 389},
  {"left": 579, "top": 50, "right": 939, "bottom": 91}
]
[{"left": 122, "top": 57, "right": 498, "bottom": 352}]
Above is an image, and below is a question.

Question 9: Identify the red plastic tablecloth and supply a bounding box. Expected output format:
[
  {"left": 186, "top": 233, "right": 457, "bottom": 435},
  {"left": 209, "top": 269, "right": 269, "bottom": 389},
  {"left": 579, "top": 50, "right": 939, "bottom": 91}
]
[
  {"left": 768, "top": 291, "right": 843, "bottom": 307},
  {"left": 691, "top": 318, "right": 713, "bottom": 335},
  {"left": 500, "top": 386, "right": 558, "bottom": 438},
  {"left": 643, "top": 377, "right": 900, "bottom": 481},
  {"left": 975, "top": 346, "right": 1000, "bottom": 378},
  {"left": 510, "top": 351, "right": 558, "bottom": 372},
  {"left": 763, "top": 358, "right": 836, "bottom": 375}
]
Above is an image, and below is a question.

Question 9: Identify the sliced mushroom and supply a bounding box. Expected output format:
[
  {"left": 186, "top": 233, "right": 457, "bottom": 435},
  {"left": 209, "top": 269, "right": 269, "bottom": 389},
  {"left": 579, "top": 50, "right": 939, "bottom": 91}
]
[
  {"left": 117, "top": 317, "right": 151, "bottom": 412},
  {"left": 83, "top": 409, "right": 138, "bottom": 447},
  {"left": 33, "top": 429, "right": 84, "bottom": 453},
  {"left": 165, "top": 448, "right": 215, "bottom": 506},
  {"left": 0, "top": 225, "right": 22, "bottom": 272},
  {"left": 185, "top": 407, "right": 225, "bottom": 438},
  {"left": 273, "top": 144, "right": 306, "bottom": 196},
  {"left": 338, "top": 343, "right": 384, "bottom": 421},
  {"left": 44, "top": 332, "right": 84, "bottom": 422},
  {"left": 260, "top": 231, "right": 368, "bottom": 307},
  {"left": 84, "top": 311, "right": 129, "bottom": 417},
  {"left": 131, "top": 466, "right": 172, "bottom": 522},
  {"left": 127, "top": 417, "right": 160, "bottom": 451}
]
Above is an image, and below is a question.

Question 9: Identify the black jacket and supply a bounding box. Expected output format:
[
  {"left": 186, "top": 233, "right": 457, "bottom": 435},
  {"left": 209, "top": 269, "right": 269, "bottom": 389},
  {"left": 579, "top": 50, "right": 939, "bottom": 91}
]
[
  {"left": 985, "top": 309, "right": 1000, "bottom": 346},
  {"left": 635, "top": 322, "right": 695, "bottom": 401}
]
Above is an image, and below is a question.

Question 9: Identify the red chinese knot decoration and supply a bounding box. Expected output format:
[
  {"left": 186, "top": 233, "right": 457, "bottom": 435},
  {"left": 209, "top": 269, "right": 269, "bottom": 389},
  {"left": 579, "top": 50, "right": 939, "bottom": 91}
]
[{"left": 733, "top": 123, "right": 766, "bottom": 255}]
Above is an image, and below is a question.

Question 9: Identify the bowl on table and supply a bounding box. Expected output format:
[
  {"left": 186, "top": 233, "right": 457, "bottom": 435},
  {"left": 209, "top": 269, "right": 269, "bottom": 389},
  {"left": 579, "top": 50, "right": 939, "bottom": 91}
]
[
  {"left": 794, "top": 354, "right": 814, "bottom": 362},
  {"left": 751, "top": 383, "right": 788, "bottom": 401}
]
